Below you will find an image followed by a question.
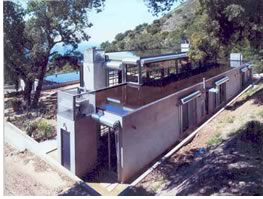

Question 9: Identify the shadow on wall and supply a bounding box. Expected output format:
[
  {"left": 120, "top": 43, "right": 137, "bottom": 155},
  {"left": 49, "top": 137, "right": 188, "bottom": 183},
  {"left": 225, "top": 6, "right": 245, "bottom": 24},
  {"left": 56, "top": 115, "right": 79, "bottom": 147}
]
[{"left": 130, "top": 120, "right": 263, "bottom": 196}]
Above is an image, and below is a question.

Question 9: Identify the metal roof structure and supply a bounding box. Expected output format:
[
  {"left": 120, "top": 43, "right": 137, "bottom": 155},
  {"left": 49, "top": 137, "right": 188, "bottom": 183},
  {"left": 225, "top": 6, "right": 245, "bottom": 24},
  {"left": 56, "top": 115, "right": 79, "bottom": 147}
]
[{"left": 105, "top": 49, "right": 187, "bottom": 65}]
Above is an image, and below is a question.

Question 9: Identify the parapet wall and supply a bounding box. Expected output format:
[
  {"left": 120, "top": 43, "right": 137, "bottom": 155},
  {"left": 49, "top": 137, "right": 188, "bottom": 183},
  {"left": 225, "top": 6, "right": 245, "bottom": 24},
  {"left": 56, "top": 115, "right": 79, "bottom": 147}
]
[{"left": 120, "top": 66, "right": 246, "bottom": 183}]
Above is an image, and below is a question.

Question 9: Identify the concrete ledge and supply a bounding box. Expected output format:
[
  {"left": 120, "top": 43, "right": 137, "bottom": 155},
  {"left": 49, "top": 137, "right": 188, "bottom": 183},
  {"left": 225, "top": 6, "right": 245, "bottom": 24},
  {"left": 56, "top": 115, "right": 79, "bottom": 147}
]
[
  {"left": 42, "top": 80, "right": 80, "bottom": 91},
  {"left": 119, "top": 79, "right": 260, "bottom": 196}
]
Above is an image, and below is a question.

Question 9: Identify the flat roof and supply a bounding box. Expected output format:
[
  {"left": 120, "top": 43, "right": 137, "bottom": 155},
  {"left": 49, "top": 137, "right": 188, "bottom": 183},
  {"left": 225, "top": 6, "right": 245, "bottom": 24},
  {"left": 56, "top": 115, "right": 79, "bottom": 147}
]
[
  {"left": 105, "top": 49, "right": 186, "bottom": 65},
  {"left": 95, "top": 64, "right": 233, "bottom": 110}
]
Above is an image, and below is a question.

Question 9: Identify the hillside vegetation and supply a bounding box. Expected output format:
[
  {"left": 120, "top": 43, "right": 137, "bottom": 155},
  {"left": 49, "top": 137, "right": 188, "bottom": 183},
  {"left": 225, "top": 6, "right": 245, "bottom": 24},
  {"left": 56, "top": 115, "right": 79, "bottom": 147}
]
[
  {"left": 101, "top": 0, "right": 263, "bottom": 73},
  {"left": 101, "top": 0, "right": 199, "bottom": 52}
]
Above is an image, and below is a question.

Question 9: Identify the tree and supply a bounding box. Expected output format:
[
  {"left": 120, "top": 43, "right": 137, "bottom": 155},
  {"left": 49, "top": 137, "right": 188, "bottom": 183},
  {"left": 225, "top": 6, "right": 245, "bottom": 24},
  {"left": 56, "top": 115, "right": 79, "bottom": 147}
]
[
  {"left": 4, "top": 1, "right": 27, "bottom": 90},
  {"left": 145, "top": 0, "right": 263, "bottom": 67},
  {"left": 4, "top": 0, "right": 104, "bottom": 108},
  {"left": 144, "top": 0, "right": 182, "bottom": 15}
]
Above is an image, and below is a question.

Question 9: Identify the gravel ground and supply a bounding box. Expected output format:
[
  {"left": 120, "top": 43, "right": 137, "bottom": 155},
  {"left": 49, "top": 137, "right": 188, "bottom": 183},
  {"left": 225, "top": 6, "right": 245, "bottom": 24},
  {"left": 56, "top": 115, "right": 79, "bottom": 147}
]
[{"left": 4, "top": 144, "right": 91, "bottom": 196}]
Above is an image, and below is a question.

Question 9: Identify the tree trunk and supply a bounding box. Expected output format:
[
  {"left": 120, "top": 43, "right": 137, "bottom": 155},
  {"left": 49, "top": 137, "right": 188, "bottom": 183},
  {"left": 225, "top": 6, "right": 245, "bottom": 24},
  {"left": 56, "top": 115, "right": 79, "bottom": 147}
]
[
  {"left": 23, "top": 79, "right": 33, "bottom": 108},
  {"left": 31, "top": 62, "right": 48, "bottom": 108}
]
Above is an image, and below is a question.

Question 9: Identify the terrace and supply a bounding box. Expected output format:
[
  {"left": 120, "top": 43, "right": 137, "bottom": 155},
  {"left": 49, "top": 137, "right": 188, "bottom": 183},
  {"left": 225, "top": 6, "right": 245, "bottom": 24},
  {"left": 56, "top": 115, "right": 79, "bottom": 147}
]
[{"left": 95, "top": 62, "right": 232, "bottom": 111}]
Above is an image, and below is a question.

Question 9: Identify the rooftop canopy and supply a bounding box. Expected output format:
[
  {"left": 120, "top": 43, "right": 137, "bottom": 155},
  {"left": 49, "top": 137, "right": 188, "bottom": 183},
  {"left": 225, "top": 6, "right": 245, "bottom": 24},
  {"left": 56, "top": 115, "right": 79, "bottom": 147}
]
[{"left": 105, "top": 49, "right": 187, "bottom": 65}]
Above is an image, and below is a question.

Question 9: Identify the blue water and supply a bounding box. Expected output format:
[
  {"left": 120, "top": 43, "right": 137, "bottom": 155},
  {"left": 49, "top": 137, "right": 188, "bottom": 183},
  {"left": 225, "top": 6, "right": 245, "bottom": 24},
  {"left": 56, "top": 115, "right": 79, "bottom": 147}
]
[{"left": 45, "top": 71, "right": 80, "bottom": 83}]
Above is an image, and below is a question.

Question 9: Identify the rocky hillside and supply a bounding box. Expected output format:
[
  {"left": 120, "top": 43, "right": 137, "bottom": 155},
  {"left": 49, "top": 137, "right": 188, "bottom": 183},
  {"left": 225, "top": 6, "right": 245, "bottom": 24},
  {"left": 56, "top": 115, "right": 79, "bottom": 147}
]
[
  {"left": 160, "top": 0, "right": 199, "bottom": 32},
  {"left": 100, "top": 0, "right": 199, "bottom": 52}
]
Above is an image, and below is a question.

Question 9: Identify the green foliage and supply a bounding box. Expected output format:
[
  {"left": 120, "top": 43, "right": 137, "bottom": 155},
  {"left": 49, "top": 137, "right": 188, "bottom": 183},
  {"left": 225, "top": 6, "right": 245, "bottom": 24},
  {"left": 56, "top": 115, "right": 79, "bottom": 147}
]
[
  {"left": 144, "top": 0, "right": 263, "bottom": 69},
  {"left": 198, "top": 0, "right": 263, "bottom": 68},
  {"left": 4, "top": 0, "right": 103, "bottom": 108},
  {"left": 26, "top": 119, "right": 55, "bottom": 141},
  {"left": 144, "top": 0, "right": 182, "bottom": 16},
  {"left": 207, "top": 133, "right": 223, "bottom": 146},
  {"left": 258, "top": 111, "right": 263, "bottom": 119},
  {"left": 4, "top": 1, "right": 27, "bottom": 85}
]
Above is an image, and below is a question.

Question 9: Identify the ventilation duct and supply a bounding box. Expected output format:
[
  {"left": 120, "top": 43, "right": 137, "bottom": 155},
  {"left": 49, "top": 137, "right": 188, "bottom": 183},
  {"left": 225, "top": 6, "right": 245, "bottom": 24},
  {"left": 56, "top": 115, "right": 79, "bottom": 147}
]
[
  {"left": 105, "top": 61, "right": 123, "bottom": 70},
  {"left": 91, "top": 112, "right": 120, "bottom": 129}
]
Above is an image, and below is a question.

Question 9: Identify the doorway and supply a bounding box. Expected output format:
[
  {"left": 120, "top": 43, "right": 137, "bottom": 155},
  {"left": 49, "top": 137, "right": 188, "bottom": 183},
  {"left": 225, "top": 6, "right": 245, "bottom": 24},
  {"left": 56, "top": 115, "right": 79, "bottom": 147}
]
[
  {"left": 61, "top": 129, "right": 71, "bottom": 170},
  {"left": 84, "top": 124, "right": 119, "bottom": 183}
]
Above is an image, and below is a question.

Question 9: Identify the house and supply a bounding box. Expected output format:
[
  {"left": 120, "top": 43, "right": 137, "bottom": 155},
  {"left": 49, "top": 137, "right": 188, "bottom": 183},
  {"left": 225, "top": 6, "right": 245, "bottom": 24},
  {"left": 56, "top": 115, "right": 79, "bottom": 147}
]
[{"left": 56, "top": 47, "right": 253, "bottom": 183}]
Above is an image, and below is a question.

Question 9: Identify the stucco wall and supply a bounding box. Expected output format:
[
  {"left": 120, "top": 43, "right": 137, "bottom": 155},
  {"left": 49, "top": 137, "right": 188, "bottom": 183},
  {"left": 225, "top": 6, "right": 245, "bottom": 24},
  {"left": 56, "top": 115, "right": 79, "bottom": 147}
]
[
  {"left": 57, "top": 115, "right": 98, "bottom": 178},
  {"left": 119, "top": 67, "right": 244, "bottom": 183},
  {"left": 74, "top": 116, "right": 97, "bottom": 177},
  {"left": 120, "top": 82, "right": 205, "bottom": 182}
]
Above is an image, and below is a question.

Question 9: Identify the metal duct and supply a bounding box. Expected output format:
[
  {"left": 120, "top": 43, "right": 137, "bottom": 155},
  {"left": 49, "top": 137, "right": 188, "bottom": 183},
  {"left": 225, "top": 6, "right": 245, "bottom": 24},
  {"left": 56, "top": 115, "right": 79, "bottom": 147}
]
[
  {"left": 105, "top": 61, "right": 123, "bottom": 70},
  {"left": 91, "top": 113, "right": 120, "bottom": 129}
]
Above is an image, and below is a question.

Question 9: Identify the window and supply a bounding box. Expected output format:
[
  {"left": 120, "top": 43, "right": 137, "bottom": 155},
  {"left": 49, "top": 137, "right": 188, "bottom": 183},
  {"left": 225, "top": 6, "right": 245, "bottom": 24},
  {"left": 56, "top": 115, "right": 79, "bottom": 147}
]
[
  {"left": 219, "top": 83, "right": 226, "bottom": 105},
  {"left": 108, "top": 70, "right": 121, "bottom": 86},
  {"left": 141, "top": 60, "right": 178, "bottom": 84},
  {"left": 182, "top": 98, "right": 197, "bottom": 131},
  {"left": 214, "top": 83, "right": 226, "bottom": 108},
  {"left": 126, "top": 64, "right": 139, "bottom": 83},
  {"left": 205, "top": 91, "right": 209, "bottom": 114}
]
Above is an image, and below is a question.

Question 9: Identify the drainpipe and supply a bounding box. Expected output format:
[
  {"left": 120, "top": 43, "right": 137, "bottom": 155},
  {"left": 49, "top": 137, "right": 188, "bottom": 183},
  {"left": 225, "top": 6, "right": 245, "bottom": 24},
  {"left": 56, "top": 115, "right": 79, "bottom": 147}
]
[{"left": 203, "top": 78, "right": 206, "bottom": 90}]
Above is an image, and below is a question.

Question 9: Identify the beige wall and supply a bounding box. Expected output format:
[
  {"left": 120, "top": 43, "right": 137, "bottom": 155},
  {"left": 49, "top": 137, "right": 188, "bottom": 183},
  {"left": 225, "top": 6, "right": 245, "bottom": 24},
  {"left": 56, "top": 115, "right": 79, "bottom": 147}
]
[
  {"left": 74, "top": 116, "right": 97, "bottom": 177},
  {"left": 120, "top": 82, "right": 205, "bottom": 182},
  {"left": 119, "top": 67, "right": 244, "bottom": 183},
  {"left": 57, "top": 115, "right": 98, "bottom": 178}
]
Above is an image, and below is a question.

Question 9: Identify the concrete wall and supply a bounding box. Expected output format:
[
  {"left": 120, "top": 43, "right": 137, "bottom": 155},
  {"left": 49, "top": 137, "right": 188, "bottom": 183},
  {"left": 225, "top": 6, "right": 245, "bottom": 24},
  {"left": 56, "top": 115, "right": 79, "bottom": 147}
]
[
  {"left": 74, "top": 116, "right": 97, "bottom": 177},
  {"left": 120, "top": 82, "right": 205, "bottom": 182},
  {"left": 57, "top": 115, "right": 98, "bottom": 178},
  {"left": 119, "top": 67, "right": 243, "bottom": 183},
  {"left": 83, "top": 48, "right": 106, "bottom": 91}
]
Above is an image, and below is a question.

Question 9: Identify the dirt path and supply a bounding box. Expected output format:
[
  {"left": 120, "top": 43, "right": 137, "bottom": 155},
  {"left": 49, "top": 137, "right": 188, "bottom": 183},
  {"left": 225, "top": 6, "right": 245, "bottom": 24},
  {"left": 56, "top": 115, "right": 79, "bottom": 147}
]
[
  {"left": 4, "top": 144, "right": 91, "bottom": 196},
  {"left": 127, "top": 82, "right": 263, "bottom": 196}
]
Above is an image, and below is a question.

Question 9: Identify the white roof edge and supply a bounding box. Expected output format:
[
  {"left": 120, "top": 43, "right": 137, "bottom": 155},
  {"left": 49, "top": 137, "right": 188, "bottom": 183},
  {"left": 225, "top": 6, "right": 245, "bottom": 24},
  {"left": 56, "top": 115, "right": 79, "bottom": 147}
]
[
  {"left": 122, "top": 58, "right": 139, "bottom": 65},
  {"left": 215, "top": 76, "right": 230, "bottom": 86},
  {"left": 141, "top": 53, "right": 188, "bottom": 65},
  {"left": 181, "top": 90, "right": 201, "bottom": 105},
  {"left": 241, "top": 67, "right": 248, "bottom": 72}
]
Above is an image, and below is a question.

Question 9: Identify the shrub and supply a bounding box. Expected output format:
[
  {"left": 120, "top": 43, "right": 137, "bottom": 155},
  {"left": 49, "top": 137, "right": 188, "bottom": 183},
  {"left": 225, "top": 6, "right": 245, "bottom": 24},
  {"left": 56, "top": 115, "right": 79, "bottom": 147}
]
[
  {"left": 11, "top": 99, "right": 23, "bottom": 112},
  {"left": 26, "top": 119, "right": 55, "bottom": 142},
  {"left": 207, "top": 133, "right": 223, "bottom": 146}
]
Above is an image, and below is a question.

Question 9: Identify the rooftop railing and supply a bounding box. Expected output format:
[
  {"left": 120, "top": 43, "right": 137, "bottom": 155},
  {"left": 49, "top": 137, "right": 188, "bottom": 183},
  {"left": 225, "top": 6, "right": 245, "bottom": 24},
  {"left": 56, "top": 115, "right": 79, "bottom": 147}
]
[{"left": 57, "top": 88, "right": 96, "bottom": 120}]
